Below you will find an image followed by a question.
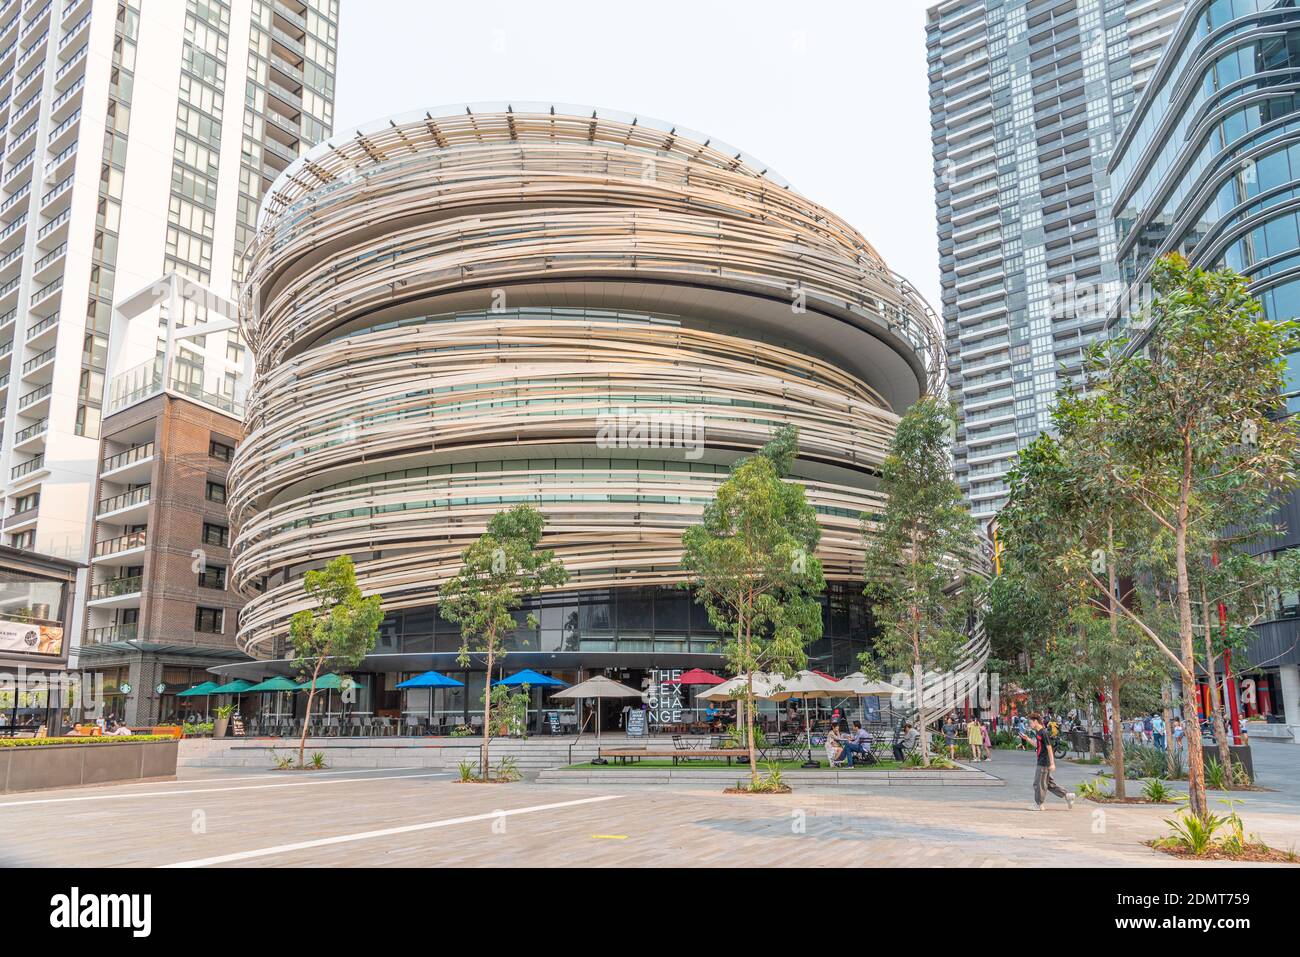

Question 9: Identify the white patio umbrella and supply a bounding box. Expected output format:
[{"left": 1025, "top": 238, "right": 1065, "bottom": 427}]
[
  {"left": 762, "top": 670, "right": 845, "bottom": 767},
  {"left": 551, "top": 675, "right": 643, "bottom": 743},
  {"left": 696, "top": 673, "right": 781, "bottom": 743},
  {"left": 838, "top": 672, "right": 906, "bottom": 732}
]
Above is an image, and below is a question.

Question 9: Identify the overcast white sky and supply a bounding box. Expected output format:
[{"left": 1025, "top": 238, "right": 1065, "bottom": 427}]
[{"left": 333, "top": 0, "right": 942, "bottom": 310}]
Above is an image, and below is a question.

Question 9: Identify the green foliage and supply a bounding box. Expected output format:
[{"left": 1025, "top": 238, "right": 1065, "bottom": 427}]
[
  {"left": 1142, "top": 778, "right": 1175, "bottom": 803},
  {"left": 902, "top": 751, "right": 925, "bottom": 768},
  {"left": 457, "top": 759, "right": 477, "bottom": 782},
  {"left": 449, "top": 725, "right": 473, "bottom": 738},
  {"left": 181, "top": 721, "right": 213, "bottom": 736},
  {"left": 493, "top": 755, "right": 521, "bottom": 782},
  {"left": 0, "top": 735, "right": 175, "bottom": 748},
  {"left": 440, "top": 504, "right": 568, "bottom": 775},
  {"left": 860, "top": 398, "right": 977, "bottom": 761},
  {"left": 310, "top": 751, "right": 327, "bottom": 769},
  {"left": 681, "top": 426, "right": 825, "bottom": 783},
  {"left": 1077, "top": 777, "right": 1111, "bottom": 800},
  {"left": 1124, "top": 743, "right": 1185, "bottom": 780},
  {"left": 485, "top": 684, "right": 530, "bottom": 738},
  {"left": 288, "top": 554, "right": 384, "bottom": 767},
  {"left": 745, "top": 762, "right": 787, "bottom": 792},
  {"left": 1155, "top": 809, "right": 1225, "bottom": 856},
  {"left": 1205, "top": 757, "right": 1229, "bottom": 791},
  {"left": 214, "top": 704, "right": 236, "bottom": 720}
]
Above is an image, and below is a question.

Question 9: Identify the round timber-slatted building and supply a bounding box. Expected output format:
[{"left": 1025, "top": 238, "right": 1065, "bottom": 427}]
[{"left": 223, "top": 102, "right": 965, "bottom": 727}]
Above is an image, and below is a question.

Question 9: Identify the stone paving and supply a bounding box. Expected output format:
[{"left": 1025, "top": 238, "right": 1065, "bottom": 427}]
[{"left": 0, "top": 746, "right": 1295, "bottom": 867}]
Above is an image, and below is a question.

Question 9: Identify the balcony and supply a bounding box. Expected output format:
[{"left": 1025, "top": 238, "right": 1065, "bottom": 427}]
[
  {"left": 16, "top": 381, "right": 49, "bottom": 414},
  {"left": 92, "top": 529, "right": 147, "bottom": 564},
  {"left": 13, "top": 416, "right": 46, "bottom": 448},
  {"left": 10, "top": 451, "right": 43, "bottom": 480},
  {"left": 85, "top": 622, "right": 137, "bottom": 645},
  {"left": 97, "top": 484, "right": 150, "bottom": 521},
  {"left": 2, "top": 503, "right": 36, "bottom": 530},
  {"left": 87, "top": 574, "right": 142, "bottom": 607},
  {"left": 101, "top": 441, "right": 154, "bottom": 482}
]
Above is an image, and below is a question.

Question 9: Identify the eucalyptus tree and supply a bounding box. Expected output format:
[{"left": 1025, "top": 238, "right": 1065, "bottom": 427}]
[
  {"left": 861, "top": 398, "right": 978, "bottom": 764},
  {"left": 439, "top": 504, "right": 569, "bottom": 778},
  {"left": 681, "top": 426, "right": 826, "bottom": 785}
]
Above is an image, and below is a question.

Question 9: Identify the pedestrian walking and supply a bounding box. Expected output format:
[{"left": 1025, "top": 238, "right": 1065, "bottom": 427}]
[
  {"left": 966, "top": 715, "right": 983, "bottom": 762},
  {"left": 1029, "top": 713, "right": 1074, "bottom": 811}
]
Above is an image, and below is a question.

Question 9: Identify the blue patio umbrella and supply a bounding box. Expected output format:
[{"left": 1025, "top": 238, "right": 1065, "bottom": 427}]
[
  {"left": 492, "top": 669, "right": 567, "bottom": 687},
  {"left": 494, "top": 670, "right": 568, "bottom": 735},
  {"left": 395, "top": 671, "right": 465, "bottom": 722}
]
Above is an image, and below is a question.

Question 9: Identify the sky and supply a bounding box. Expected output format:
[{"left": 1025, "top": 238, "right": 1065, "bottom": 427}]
[{"left": 332, "top": 0, "right": 942, "bottom": 311}]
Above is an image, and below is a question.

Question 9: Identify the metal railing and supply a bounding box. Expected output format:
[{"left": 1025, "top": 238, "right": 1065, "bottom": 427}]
[
  {"left": 102, "top": 441, "right": 153, "bottom": 473},
  {"left": 88, "top": 575, "right": 142, "bottom": 601},
  {"left": 98, "top": 484, "right": 149, "bottom": 514}
]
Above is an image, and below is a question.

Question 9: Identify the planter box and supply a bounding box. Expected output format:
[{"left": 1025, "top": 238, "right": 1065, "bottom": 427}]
[
  {"left": 1201, "top": 743, "right": 1253, "bottom": 783},
  {"left": 0, "top": 740, "right": 178, "bottom": 794}
]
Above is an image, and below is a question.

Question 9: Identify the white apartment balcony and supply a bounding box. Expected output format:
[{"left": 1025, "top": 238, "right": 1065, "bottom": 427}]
[
  {"left": 52, "top": 38, "right": 83, "bottom": 90},
  {"left": 101, "top": 441, "right": 155, "bottom": 484},
  {"left": 28, "top": 274, "right": 60, "bottom": 313},
  {"left": 91, "top": 529, "right": 147, "bottom": 566},
  {"left": 45, "top": 105, "right": 78, "bottom": 154},
  {"left": 12, "top": 415, "right": 46, "bottom": 451},
  {"left": 30, "top": 240, "right": 64, "bottom": 282},
  {"left": 56, "top": 8, "right": 89, "bottom": 59},
  {"left": 20, "top": 343, "right": 54, "bottom": 382},
  {"left": 0, "top": 307, "right": 14, "bottom": 336},
  {"left": 9, "top": 451, "right": 44, "bottom": 483},
  {"left": 35, "top": 206, "right": 69, "bottom": 248},
  {"left": 49, "top": 71, "right": 82, "bottom": 121},
  {"left": 15, "top": 380, "right": 49, "bottom": 417},
  {"left": 97, "top": 484, "right": 151, "bottom": 524},
  {"left": 86, "top": 573, "right": 142, "bottom": 610}
]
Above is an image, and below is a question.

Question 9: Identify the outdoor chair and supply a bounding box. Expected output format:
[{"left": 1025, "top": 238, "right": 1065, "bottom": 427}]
[{"left": 403, "top": 715, "right": 421, "bottom": 736}]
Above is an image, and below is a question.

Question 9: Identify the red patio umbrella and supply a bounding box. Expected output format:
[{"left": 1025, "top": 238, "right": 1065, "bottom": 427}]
[{"left": 675, "top": 668, "right": 725, "bottom": 686}]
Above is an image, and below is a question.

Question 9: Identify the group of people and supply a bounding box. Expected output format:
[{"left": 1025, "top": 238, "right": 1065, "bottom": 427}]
[
  {"left": 941, "top": 713, "right": 993, "bottom": 761},
  {"left": 1128, "top": 713, "right": 1186, "bottom": 751},
  {"left": 824, "top": 720, "right": 875, "bottom": 767}
]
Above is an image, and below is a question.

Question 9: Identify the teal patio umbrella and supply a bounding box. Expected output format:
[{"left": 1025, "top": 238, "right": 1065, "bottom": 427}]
[
  {"left": 177, "top": 680, "right": 220, "bottom": 719},
  {"left": 245, "top": 676, "right": 301, "bottom": 722},
  {"left": 296, "top": 673, "right": 366, "bottom": 719}
]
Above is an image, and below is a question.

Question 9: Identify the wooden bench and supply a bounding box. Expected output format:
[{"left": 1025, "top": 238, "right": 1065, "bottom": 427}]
[{"left": 598, "top": 748, "right": 745, "bottom": 766}]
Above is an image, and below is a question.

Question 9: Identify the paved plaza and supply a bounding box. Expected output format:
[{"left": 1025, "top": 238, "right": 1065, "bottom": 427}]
[{"left": 2, "top": 746, "right": 1297, "bottom": 867}]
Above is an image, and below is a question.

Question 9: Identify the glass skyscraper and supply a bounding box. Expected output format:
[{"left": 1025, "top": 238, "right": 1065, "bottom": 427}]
[
  {"left": 1109, "top": 0, "right": 1300, "bottom": 737},
  {"left": 927, "top": 0, "right": 1185, "bottom": 520}
]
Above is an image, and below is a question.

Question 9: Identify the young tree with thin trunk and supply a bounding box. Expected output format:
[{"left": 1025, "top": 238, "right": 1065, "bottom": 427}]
[
  {"left": 861, "top": 398, "right": 978, "bottom": 764},
  {"left": 1064, "top": 255, "right": 1300, "bottom": 820},
  {"left": 681, "top": 426, "right": 826, "bottom": 787},
  {"left": 289, "top": 555, "right": 384, "bottom": 768},
  {"left": 439, "top": 504, "right": 568, "bottom": 780}
]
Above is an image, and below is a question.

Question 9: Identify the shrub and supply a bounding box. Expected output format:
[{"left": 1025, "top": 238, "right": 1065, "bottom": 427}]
[
  {"left": 1078, "top": 777, "right": 1111, "bottom": 800},
  {"left": 1154, "top": 810, "right": 1224, "bottom": 856},
  {"left": 457, "top": 759, "right": 477, "bottom": 782},
  {"left": 0, "top": 734, "right": 174, "bottom": 748},
  {"left": 494, "top": 755, "right": 521, "bottom": 782},
  {"left": 903, "top": 751, "right": 925, "bottom": 768},
  {"left": 1142, "top": 778, "right": 1174, "bottom": 803},
  {"left": 310, "top": 751, "right": 327, "bottom": 769},
  {"left": 1206, "top": 758, "right": 1229, "bottom": 791}
]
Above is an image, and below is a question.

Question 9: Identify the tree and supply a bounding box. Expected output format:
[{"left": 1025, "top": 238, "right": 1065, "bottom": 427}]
[
  {"left": 439, "top": 504, "right": 568, "bottom": 779},
  {"left": 861, "top": 397, "right": 978, "bottom": 763},
  {"left": 998, "top": 416, "right": 1160, "bottom": 796},
  {"left": 289, "top": 555, "right": 384, "bottom": 768},
  {"left": 680, "top": 426, "right": 826, "bottom": 786},
  {"left": 1062, "top": 255, "right": 1300, "bottom": 819}
]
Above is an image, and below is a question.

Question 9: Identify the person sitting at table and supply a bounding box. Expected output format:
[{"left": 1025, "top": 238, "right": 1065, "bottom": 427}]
[
  {"left": 824, "top": 726, "right": 848, "bottom": 767},
  {"left": 893, "top": 722, "right": 918, "bottom": 761},
  {"left": 836, "top": 720, "right": 872, "bottom": 767}
]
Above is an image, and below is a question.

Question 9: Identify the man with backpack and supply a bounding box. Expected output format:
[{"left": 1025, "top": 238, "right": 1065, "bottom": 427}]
[{"left": 1029, "top": 713, "right": 1075, "bottom": 811}]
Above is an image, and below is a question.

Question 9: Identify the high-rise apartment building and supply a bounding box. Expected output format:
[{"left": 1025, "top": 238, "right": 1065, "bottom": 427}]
[
  {"left": 926, "top": 0, "right": 1184, "bottom": 520},
  {"left": 0, "top": 0, "right": 337, "bottom": 660}
]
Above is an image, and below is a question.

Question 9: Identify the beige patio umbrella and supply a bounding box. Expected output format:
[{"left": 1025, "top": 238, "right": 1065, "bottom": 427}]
[
  {"left": 838, "top": 672, "right": 907, "bottom": 695},
  {"left": 696, "top": 673, "right": 781, "bottom": 742},
  {"left": 762, "top": 670, "right": 846, "bottom": 767},
  {"left": 551, "top": 675, "right": 644, "bottom": 742}
]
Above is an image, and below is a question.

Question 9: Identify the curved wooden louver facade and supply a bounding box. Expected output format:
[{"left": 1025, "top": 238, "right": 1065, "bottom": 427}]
[{"left": 231, "top": 105, "right": 947, "bottom": 659}]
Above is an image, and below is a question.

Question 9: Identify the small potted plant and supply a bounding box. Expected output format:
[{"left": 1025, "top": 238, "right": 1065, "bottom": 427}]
[{"left": 213, "top": 704, "right": 236, "bottom": 738}]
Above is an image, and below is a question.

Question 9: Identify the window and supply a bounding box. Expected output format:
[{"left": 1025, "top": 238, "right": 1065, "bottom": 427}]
[
  {"left": 205, "top": 481, "right": 226, "bottom": 503},
  {"left": 13, "top": 492, "right": 38, "bottom": 513},
  {"left": 10, "top": 530, "right": 34, "bottom": 549},
  {"left": 194, "top": 606, "right": 223, "bottom": 633},
  {"left": 209, "top": 439, "right": 234, "bottom": 462},
  {"left": 198, "top": 565, "right": 226, "bottom": 590},
  {"left": 202, "top": 522, "right": 229, "bottom": 547}
]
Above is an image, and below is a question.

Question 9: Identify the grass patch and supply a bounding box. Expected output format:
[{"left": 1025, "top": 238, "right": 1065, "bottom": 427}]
[{"left": 567, "top": 758, "right": 906, "bottom": 771}]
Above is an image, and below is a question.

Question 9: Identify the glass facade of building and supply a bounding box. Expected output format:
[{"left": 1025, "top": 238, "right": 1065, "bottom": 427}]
[{"left": 1109, "top": 0, "right": 1300, "bottom": 695}]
